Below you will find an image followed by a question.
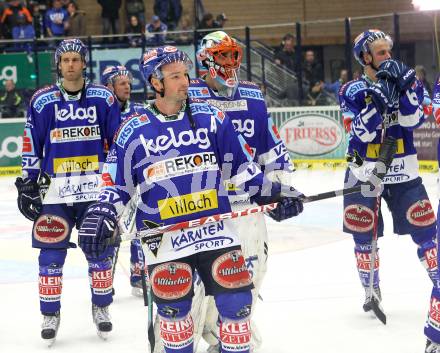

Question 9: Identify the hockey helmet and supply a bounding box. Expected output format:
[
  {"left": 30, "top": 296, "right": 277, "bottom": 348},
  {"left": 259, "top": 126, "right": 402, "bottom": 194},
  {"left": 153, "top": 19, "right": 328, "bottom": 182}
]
[
  {"left": 353, "top": 29, "right": 393, "bottom": 66},
  {"left": 101, "top": 65, "right": 133, "bottom": 86},
  {"left": 197, "top": 31, "right": 242, "bottom": 90},
  {"left": 139, "top": 46, "right": 193, "bottom": 87},
  {"left": 55, "top": 38, "right": 88, "bottom": 66}
]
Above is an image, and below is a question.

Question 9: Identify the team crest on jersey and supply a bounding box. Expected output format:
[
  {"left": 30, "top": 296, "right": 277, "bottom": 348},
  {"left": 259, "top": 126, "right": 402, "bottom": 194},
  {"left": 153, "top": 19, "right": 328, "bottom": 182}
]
[{"left": 33, "top": 90, "right": 61, "bottom": 113}]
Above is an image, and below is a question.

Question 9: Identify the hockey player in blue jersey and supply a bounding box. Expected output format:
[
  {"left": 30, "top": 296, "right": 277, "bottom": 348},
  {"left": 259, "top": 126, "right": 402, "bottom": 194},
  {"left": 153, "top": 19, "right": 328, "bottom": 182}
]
[
  {"left": 185, "top": 31, "right": 297, "bottom": 353},
  {"left": 14, "top": 39, "right": 121, "bottom": 345},
  {"left": 340, "top": 29, "right": 437, "bottom": 335},
  {"left": 426, "top": 76, "right": 440, "bottom": 352},
  {"left": 101, "top": 65, "right": 146, "bottom": 297},
  {"left": 77, "top": 46, "right": 304, "bottom": 353}
]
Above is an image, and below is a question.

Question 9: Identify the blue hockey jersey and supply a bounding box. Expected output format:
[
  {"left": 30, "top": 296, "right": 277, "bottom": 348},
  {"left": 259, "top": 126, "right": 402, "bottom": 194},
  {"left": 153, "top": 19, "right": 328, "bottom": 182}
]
[
  {"left": 431, "top": 75, "right": 440, "bottom": 162},
  {"left": 22, "top": 81, "right": 121, "bottom": 204},
  {"left": 99, "top": 99, "right": 267, "bottom": 262},
  {"left": 339, "top": 75, "right": 426, "bottom": 184},
  {"left": 188, "top": 79, "right": 293, "bottom": 177}
]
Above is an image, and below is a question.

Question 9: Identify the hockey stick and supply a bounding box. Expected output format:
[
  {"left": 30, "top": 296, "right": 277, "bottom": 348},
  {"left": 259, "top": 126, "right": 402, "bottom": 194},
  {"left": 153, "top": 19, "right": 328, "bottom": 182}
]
[
  {"left": 140, "top": 267, "right": 155, "bottom": 353},
  {"left": 365, "top": 136, "right": 398, "bottom": 325},
  {"left": 120, "top": 183, "right": 371, "bottom": 242}
]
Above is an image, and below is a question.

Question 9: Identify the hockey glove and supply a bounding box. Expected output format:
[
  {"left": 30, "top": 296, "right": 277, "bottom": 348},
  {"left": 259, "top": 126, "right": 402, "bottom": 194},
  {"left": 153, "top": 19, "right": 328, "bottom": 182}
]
[
  {"left": 343, "top": 115, "right": 353, "bottom": 133},
  {"left": 366, "top": 79, "right": 399, "bottom": 114},
  {"left": 15, "top": 177, "right": 42, "bottom": 221},
  {"left": 78, "top": 202, "right": 119, "bottom": 259},
  {"left": 376, "top": 59, "right": 416, "bottom": 92},
  {"left": 251, "top": 182, "right": 304, "bottom": 222}
]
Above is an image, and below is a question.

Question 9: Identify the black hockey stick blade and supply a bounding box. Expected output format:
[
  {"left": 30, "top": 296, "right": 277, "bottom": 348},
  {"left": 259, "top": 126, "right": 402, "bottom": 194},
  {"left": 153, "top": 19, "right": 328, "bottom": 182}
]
[
  {"left": 371, "top": 299, "right": 387, "bottom": 325},
  {"left": 140, "top": 268, "right": 155, "bottom": 353}
]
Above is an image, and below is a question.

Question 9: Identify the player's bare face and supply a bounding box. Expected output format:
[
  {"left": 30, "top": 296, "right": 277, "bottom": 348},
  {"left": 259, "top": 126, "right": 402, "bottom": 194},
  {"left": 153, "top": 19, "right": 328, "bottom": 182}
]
[
  {"left": 368, "top": 40, "right": 392, "bottom": 68},
  {"left": 161, "top": 62, "right": 189, "bottom": 102},
  {"left": 113, "top": 76, "right": 131, "bottom": 103},
  {"left": 60, "top": 52, "right": 85, "bottom": 82}
]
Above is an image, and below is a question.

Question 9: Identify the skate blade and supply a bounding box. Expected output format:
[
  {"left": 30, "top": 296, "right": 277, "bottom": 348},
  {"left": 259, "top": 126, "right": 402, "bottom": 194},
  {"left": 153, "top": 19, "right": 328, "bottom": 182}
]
[
  {"left": 131, "top": 287, "right": 144, "bottom": 297},
  {"left": 43, "top": 337, "right": 56, "bottom": 347},
  {"left": 97, "top": 330, "right": 109, "bottom": 340}
]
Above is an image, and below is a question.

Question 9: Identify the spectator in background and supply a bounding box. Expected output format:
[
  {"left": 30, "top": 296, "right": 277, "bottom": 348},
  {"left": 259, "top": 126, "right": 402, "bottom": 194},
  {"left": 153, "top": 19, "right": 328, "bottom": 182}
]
[
  {"left": 323, "top": 68, "right": 348, "bottom": 99},
  {"left": 45, "top": 0, "right": 68, "bottom": 37},
  {"left": 126, "top": 15, "right": 142, "bottom": 47},
  {"left": 415, "top": 65, "right": 431, "bottom": 96},
  {"left": 0, "top": 79, "right": 23, "bottom": 118},
  {"left": 125, "top": 0, "right": 144, "bottom": 27},
  {"left": 0, "top": 0, "right": 33, "bottom": 39},
  {"left": 12, "top": 13, "right": 35, "bottom": 52},
  {"left": 352, "top": 68, "right": 362, "bottom": 80},
  {"left": 154, "top": 0, "right": 182, "bottom": 31},
  {"left": 97, "top": 0, "right": 121, "bottom": 39},
  {"left": 171, "top": 12, "right": 192, "bottom": 44},
  {"left": 303, "top": 49, "right": 323, "bottom": 86},
  {"left": 274, "top": 33, "right": 297, "bottom": 73},
  {"left": 65, "top": 1, "right": 85, "bottom": 37},
  {"left": 61, "top": 0, "right": 69, "bottom": 9},
  {"left": 214, "top": 13, "right": 227, "bottom": 28},
  {"left": 30, "top": 2, "right": 45, "bottom": 39},
  {"left": 145, "top": 15, "right": 167, "bottom": 45},
  {"left": 198, "top": 12, "right": 215, "bottom": 30}
]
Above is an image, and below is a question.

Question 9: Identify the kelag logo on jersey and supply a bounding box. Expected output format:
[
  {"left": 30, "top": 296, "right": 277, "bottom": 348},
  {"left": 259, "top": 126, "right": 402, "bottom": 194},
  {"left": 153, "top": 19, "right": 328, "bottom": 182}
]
[
  {"left": 238, "top": 88, "right": 264, "bottom": 101},
  {"left": 34, "top": 90, "right": 61, "bottom": 113},
  {"left": 232, "top": 119, "right": 254, "bottom": 138},
  {"left": 55, "top": 104, "right": 98, "bottom": 124},
  {"left": 142, "top": 127, "right": 211, "bottom": 157}
]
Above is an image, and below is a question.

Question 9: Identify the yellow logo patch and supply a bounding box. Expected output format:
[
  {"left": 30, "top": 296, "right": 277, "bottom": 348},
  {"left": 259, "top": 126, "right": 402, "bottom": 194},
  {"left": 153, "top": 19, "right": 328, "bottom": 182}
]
[
  {"left": 53, "top": 155, "right": 99, "bottom": 173},
  {"left": 366, "top": 138, "right": 404, "bottom": 159},
  {"left": 157, "top": 189, "right": 218, "bottom": 220}
]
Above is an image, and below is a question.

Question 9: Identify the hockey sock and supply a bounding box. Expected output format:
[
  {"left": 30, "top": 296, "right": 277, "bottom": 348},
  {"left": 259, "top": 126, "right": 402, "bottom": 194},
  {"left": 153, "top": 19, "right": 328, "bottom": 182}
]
[
  {"left": 88, "top": 247, "right": 114, "bottom": 307},
  {"left": 413, "top": 233, "right": 438, "bottom": 287},
  {"left": 38, "top": 249, "right": 67, "bottom": 314},
  {"left": 215, "top": 290, "right": 252, "bottom": 353},
  {"left": 157, "top": 300, "right": 193, "bottom": 353},
  {"left": 354, "top": 239, "right": 380, "bottom": 289}
]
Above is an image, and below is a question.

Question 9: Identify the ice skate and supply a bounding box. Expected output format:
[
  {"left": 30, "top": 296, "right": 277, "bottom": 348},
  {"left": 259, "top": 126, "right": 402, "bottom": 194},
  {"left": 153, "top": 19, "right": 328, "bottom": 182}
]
[
  {"left": 426, "top": 339, "right": 440, "bottom": 353},
  {"left": 92, "top": 304, "right": 112, "bottom": 340},
  {"left": 41, "top": 311, "right": 60, "bottom": 347},
  {"left": 131, "top": 280, "right": 144, "bottom": 297}
]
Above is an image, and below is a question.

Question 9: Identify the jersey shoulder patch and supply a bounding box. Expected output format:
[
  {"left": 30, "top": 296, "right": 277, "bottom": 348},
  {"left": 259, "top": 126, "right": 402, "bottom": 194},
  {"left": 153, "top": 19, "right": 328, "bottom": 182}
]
[
  {"left": 114, "top": 112, "right": 151, "bottom": 148},
  {"left": 31, "top": 85, "right": 60, "bottom": 113},
  {"left": 339, "top": 79, "right": 367, "bottom": 101},
  {"left": 86, "top": 84, "right": 115, "bottom": 106}
]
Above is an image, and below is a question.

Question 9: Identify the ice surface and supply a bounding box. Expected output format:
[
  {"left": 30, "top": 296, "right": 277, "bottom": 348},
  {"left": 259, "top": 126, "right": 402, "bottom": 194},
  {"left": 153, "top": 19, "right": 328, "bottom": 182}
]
[{"left": 0, "top": 169, "right": 437, "bottom": 352}]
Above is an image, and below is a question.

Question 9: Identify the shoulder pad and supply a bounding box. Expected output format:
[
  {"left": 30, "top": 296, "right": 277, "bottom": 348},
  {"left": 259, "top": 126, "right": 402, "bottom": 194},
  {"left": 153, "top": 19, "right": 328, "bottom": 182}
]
[
  {"left": 114, "top": 112, "right": 151, "bottom": 148},
  {"left": 339, "top": 79, "right": 367, "bottom": 100},
  {"left": 31, "top": 85, "right": 60, "bottom": 113}
]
